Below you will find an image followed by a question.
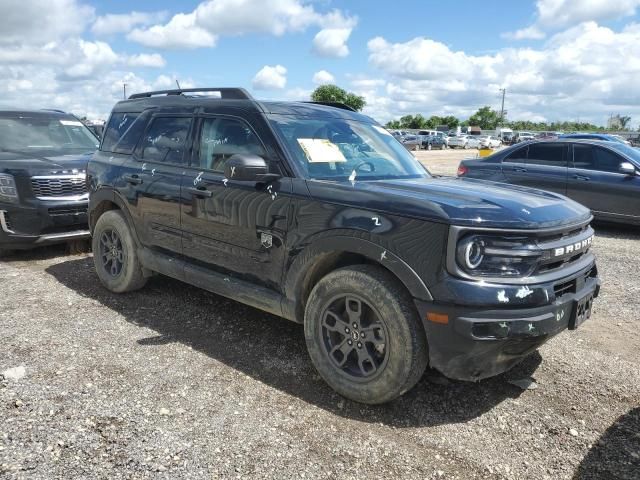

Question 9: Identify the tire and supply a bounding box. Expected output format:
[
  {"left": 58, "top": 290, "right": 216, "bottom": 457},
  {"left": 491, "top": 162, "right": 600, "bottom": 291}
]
[
  {"left": 463, "top": 143, "right": 468, "bottom": 149},
  {"left": 92, "top": 210, "right": 147, "bottom": 293},
  {"left": 304, "top": 265, "right": 428, "bottom": 404},
  {"left": 427, "top": 143, "right": 432, "bottom": 151},
  {"left": 440, "top": 144, "right": 445, "bottom": 150}
]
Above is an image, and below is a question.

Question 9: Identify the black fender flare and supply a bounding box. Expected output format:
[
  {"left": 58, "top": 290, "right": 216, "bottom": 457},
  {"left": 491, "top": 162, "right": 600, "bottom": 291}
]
[
  {"left": 89, "top": 188, "right": 141, "bottom": 247},
  {"left": 282, "top": 233, "right": 433, "bottom": 322}
]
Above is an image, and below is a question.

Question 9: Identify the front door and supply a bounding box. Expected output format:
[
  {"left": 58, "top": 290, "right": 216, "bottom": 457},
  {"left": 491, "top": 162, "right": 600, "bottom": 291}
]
[
  {"left": 180, "top": 115, "right": 291, "bottom": 289},
  {"left": 568, "top": 143, "right": 640, "bottom": 220}
]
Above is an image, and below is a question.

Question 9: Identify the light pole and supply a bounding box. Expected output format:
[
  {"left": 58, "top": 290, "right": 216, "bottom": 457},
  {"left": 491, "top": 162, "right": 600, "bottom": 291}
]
[
  {"left": 499, "top": 88, "right": 506, "bottom": 125},
  {"left": 123, "top": 83, "right": 128, "bottom": 99}
]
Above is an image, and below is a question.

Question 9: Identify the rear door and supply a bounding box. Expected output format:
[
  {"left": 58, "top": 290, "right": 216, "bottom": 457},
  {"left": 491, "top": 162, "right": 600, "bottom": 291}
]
[
  {"left": 125, "top": 114, "right": 193, "bottom": 255},
  {"left": 502, "top": 142, "right": 568, "bottom": 194},
  {"left": 568, "top": 143, "right": 640, "bottom": 220},
  {"left": 180, "top": 113, "right": 291, "bottom": 289}
]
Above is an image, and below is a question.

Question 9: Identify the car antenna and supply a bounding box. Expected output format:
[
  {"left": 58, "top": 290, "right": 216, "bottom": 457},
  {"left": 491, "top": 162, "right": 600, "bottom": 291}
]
[{"left": 175, "top": 79, "right": 181, "bottom": 89}]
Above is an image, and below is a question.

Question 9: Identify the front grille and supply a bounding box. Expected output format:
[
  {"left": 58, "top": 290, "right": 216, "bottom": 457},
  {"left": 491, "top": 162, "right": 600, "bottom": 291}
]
[
  {"left": 553, "top": 266, "right": 596, "bottom": 299},
  {"left": 31, "top": 176, "right": 87, "bottom": 199},
  {"left": 533, "top": 222, "right": 594, "bottom": 276},
  {"left": 48, "top": 206, "right": 88, "bottom": 217}
]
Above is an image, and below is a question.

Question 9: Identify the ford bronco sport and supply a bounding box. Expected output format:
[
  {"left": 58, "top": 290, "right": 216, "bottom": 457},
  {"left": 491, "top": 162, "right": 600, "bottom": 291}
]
[
  {"left": 0, "top": 110, "right": 98, "bottom": 256},
  {"left": 87, "top": 88, "right": 600, "bottom": 404}
]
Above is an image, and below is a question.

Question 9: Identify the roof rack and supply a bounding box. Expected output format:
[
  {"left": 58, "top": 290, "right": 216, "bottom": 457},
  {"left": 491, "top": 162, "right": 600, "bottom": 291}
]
[
  {"left": 40, "top": 109, "right": 67, "bottom": 114},
  {"left": 128, "top": 88, "right": 253, "bottom": 100},
  {"left": 304, "top": 101, "right": 356, "bottom": 112}
]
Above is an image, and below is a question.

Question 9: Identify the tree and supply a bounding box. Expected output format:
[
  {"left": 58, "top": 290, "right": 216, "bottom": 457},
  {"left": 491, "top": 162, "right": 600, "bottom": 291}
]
[
  {"left": 619, "top": 115, "right": 632, "bottom": 130},
  {"left": 310, "top": 85, "right": 366, "bottom": 112},
  {"left": 467, "top": 106, "right": 501, "bottom": 130}
]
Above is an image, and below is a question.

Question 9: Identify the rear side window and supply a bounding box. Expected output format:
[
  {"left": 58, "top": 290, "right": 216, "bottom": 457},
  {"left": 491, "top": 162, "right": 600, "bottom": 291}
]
[
  {"left": 526, "top": 143, "right": 566, "bottom": 166},
  {"left": 139, "top": 116, "right": 192, "bottom": 164},
  {"left": 573, "top": 145, "right": 625, "bottom": 173},
  {"left": 503, "top": 146, "right": 527, "bottom": 163},
  {"left": 101, "top": 112, "right": 142, "bottom": 154},
  {"left": 196, "top": 117, "right": 266, "bottom": 172}
]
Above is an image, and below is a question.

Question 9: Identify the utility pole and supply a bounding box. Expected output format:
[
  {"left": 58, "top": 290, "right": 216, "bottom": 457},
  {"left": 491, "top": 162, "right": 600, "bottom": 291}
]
[
  {"left": 499, "top": 88, "right": 506, "bottom": 125},
  {"left": 123, "top": 83, "right": 127, "bottom": 99}
]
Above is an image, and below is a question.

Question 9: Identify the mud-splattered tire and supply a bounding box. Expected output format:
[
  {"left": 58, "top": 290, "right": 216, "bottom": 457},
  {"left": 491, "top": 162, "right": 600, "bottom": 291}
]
[
  {"left": 92, "top": 210, "right": 147, "bottom": 293},
  {"left": 304, "top": 265, "right": 428, "bottom": 404}
]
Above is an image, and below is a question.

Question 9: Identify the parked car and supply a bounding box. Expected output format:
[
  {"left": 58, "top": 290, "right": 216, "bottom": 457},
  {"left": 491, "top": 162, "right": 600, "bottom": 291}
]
[
  {"left": 457, "top": 138, "right": 640, "bottom": 225},
  {"left": 465, "top": 135, "right": 482, "bottom": 149},
  {"left": 421, "top": 134, "right": 446, "bottom": 150},
  {"left": 477, "top": 135, "right": 502, "bottom": 148},
  {"left": 401, "top": 134, "right": 421, "bottom": 151},
  {"left": 0, "top": 110, "right": 99, "bottom": 256},
  {"left": 88, "top": 88, "right": 600, "bottom": 404},
  {"left": 560, "top": 133, "right": 630, "bottom": 145},
  {"left": 448, "top": 134, "right": 471, "bottom": 149},
  {"left": 514, "top": 131, "right": 535, "bottom": 143}
]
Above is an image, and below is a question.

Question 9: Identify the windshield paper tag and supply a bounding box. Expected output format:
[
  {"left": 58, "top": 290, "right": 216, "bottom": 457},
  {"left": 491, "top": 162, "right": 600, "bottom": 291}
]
[
  {"left": 373, "top": 125, "right": 392, "bottom": 136},
  {"left": 297, "top": 138, "right": 346, "bottom": 163},
  {"left": 60, "top": 120, "right": 84, "bottom": 126}
]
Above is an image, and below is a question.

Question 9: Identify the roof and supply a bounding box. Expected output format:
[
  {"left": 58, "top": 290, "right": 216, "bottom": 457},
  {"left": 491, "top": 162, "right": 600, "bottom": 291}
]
[
  {"left": 112, "top": 87, "right": 373, "bottom": 122},
  {"left": 0, "top": 109, "right": 72, "bottom": 117}
]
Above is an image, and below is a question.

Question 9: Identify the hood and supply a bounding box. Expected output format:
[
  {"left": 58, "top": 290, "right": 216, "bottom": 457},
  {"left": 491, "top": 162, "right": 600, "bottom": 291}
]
[
  {"left": 306, "top": 176, "right": 591, "bottom": 229},
  {"left": 0, "top": 150, "right": 93, "bottom": 177}
]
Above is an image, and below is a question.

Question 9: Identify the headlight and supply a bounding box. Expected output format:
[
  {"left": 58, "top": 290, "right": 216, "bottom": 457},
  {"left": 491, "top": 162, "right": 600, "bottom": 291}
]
[
  {"left": 0, "top": 174, "right": 18, "bottom": 204},
  {"left": 456, "top": 234, "right": 542, "bottom": 277}
]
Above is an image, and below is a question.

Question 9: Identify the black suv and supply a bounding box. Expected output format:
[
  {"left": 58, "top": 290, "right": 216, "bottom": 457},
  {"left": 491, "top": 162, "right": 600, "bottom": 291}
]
[
  {"left": 0, "top": 110, "right": 99, "bottom": 255},
  {"left": 88, "top": 88, "right": 600, "bottom": 404}
]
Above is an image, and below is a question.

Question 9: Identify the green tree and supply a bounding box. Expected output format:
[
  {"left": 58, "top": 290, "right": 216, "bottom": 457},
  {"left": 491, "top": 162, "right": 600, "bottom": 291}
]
[
  {"left": 618, "top": 116, "right": 632, "bottom": 130},
  {"left": 385, "top": 119, "right": 401, "bottom": 129},
  {"left": 467, "top": 106, "right": 501, "bottom": 130},
  {"left": 310, "top": 85, "right": 366, "bottom": 112}
]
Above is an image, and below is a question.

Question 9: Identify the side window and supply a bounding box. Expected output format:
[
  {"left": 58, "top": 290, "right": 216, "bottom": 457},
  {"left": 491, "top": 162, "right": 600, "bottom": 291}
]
[
  {"left": 526, "top": 143, "right": 566, "bottom": 167},
  {"left": 503, "top": 146, "right": 527, "bottom": 163},
  {"left": 593, "top": 147, "right": 625, "bottom": 173},
  {"left": 139, "top": 117, "right": 192, "bottom": 164},
  {"left": 573, "top": 144, "right": 595, "bottom": 169},
  {"left": 101, "top": 112, "right": 141, "bottom": 153},
  {"left": 197, "top": 117, "right": 266, "bottom": 172}
]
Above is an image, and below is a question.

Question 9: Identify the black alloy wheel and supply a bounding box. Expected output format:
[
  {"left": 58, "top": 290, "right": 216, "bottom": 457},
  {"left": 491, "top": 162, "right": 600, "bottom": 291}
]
[{"left": 99, "top": 228, "right": 125, "bottom": 277}]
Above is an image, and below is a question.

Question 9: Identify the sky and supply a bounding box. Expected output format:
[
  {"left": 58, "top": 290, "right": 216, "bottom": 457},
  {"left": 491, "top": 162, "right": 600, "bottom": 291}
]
[{"left": 1, "top": 0, "right": 640, "bottom": 127}]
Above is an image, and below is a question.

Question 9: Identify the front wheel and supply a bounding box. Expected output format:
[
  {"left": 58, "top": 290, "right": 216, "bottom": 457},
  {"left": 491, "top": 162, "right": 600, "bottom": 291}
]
[
  {"left": 92, "top": 210, "right": 147, "bottom": 293},
  {"left": 304, "top": 265, "right": 428, "bottom": 404},
  {"left": 463, "top": 144, "right": 469, "bottom": 149},
  {"left": 427, "top": 143, "right": 432, "bottom": 151}
]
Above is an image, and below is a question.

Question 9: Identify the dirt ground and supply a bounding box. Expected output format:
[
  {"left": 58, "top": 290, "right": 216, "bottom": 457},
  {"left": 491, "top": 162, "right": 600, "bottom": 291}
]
[{"left": 1, "top": 151, "right": 639, "bottom": 479}]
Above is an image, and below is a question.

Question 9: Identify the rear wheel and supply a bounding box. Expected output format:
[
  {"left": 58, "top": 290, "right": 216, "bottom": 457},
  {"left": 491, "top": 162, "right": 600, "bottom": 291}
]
[
  {"left": 463, "top": 143, "right": 469, "bottom": 149},
  {"left": 92, "top": 210, "right": 147, "bottom": 293},
  {"left": 304, "top": 265, "right": 428, "bottom": 404}
]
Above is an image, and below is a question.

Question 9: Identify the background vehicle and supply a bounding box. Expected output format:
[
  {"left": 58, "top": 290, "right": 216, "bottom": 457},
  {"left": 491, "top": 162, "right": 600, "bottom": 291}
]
[
  {"left": 561, "top": 133, "right": 631, "bottom": 145},
  {"left": 401, "top": 134, "right": 421, "bottom": 151},
  {"left": 457, "top": 139, "right": 640, "bottom": 225},
  {"left": 466, "top": 136, "right": 481, "bottom": 149},
  {"left": 448, "top": 135, "right": 470, "bottom": 149},
  {"left": 0, "top": 110, "right": 98, "bottom": 255},
  {"left": 514, "top": 131, "right": 535, "bottom": 143},
  {"left": 477, "top": 135, "right": 501, "bottom": 148},
  {"left": 421, "top": 134, "right": 446, "bottom": 150},
  {"left": 88, "top": 88, "right": 600, "bottom": 404}
]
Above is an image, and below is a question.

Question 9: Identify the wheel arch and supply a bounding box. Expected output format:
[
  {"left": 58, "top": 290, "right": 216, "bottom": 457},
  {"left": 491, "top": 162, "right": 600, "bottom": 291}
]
[
  {"left": 282, "top": 235, "right": 433, "bottom": 323},
  {"left": 89, "top": 189, "right": 141, "bottom": 246}
]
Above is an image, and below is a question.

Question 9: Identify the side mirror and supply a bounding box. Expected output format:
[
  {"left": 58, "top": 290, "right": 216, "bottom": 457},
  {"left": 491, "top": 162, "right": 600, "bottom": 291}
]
[
  {"left": 619, "top": 162, "right": 637, "bottom": 176},
  {"left": 224, "top": 154, "right": 280, "bottom": 183}
]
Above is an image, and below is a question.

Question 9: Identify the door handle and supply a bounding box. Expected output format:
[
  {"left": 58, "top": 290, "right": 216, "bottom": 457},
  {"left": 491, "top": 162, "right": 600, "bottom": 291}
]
[
  {"left": 573, "top": 174, "right": 590, "bottom": 181},
  {"left": 514, "top": 167, "right": 528, "bottom": 173},
  {"left": 187, "top": 187, "right": 213, "bottom": 198},
  {"left": 124, "top": 174, "right": 143, "bottom": 185}
]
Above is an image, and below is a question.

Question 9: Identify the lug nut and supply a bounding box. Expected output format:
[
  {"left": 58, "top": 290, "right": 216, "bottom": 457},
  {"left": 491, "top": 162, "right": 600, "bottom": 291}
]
[
  {"left": 347, "top": 339, "right": 353, "bottom": 345},
  {"left": 360, "top": 332, "right": 365, "bottom": 338},
  {"left": 357, "top": 342, "right": 363, "bottom": 349},
  {"left": 352, "top": 323, "right": 357, "bottom": 328},
  {"left": 345, "top": 327, "right": 350, "bottom": 334}
]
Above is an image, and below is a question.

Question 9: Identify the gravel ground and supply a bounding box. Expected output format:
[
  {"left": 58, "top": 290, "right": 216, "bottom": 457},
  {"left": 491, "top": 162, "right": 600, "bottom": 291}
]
[{"left": 1, "top": 151, "right": 639, "bottom": 479}]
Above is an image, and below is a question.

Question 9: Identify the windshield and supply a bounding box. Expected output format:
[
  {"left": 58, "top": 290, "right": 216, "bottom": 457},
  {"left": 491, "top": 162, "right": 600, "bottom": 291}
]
[
  {"left": 269, "top": 115, "right": 430, "bottom": 181},
  {"left": 0, "top": 114, "right": 99, "bottom": 154}
]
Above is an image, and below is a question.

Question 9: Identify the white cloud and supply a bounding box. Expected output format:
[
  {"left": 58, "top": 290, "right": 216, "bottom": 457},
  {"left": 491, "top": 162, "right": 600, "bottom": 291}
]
[
  {"left": 126, "top": 53, "right": 167, "bottom": 68},
  {"left": 0, "top": 0, "right": 94, "bottom": 45},
  {"left": 92, "top": 11, "right": 168, "bottom": 36},
  {"left": 128, "top": 0, "right": 356, "bottom": 53},
  {"left": 252, "top": 65, "right": 287, "bottom": 90},
  {"left": 366, "top": 24, "right": 640, "bottom": 124},
  {"left": 504, "top": 0, "right": 640, "bottom": 40},
  {"left": 128, "top": 13, "right": 217, "bottom": 49},
  {"left": 312, "top": 70, "right": 335, "bottom": 85}
]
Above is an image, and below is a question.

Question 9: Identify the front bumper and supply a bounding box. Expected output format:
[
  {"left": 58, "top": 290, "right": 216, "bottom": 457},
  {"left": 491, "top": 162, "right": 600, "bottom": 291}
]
[
  {"left": 0, "top": 199, "right": 89, "bottom": 250},
  {"left": 415, "top": 262, "right": 600, "bottom": 381}
]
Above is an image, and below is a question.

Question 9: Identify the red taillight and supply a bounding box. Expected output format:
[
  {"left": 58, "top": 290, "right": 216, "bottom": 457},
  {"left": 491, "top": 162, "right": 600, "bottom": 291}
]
[{"left": 457, "top": 164, "right": 468, "bottom": 176}]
